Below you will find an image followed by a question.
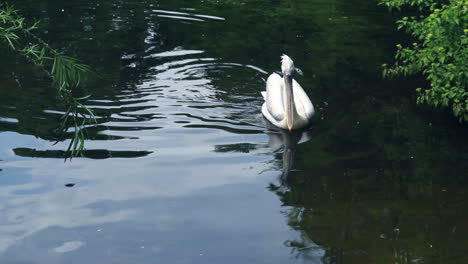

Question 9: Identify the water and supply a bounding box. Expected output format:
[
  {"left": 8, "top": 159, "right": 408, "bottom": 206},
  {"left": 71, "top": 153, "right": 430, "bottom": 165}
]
[{"left": 1, "top": 0, "right": 468, "bottom": 263}]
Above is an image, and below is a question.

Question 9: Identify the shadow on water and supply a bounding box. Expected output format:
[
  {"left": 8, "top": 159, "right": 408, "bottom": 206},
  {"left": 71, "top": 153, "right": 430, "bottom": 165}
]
[
  {"left": 12, "top": 148, "right": 153, "bottom": 159},
  {"left": 0, "top": 0, "right": 468, "bottom": 263}
]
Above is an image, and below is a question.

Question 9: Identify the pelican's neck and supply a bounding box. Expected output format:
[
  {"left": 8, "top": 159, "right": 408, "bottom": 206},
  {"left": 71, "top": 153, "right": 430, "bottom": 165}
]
[{"left": 284, "top": 74, "right": 295, "bottom": 131}]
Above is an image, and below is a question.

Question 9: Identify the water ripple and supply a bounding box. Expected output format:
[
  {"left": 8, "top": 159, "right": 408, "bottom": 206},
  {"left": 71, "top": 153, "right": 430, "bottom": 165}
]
[
  {"left": 81, "top": 47, "right": 268, "bottom": 146},
  {"left": 152, "top": 9, "right": 225, "bottom": 22}
]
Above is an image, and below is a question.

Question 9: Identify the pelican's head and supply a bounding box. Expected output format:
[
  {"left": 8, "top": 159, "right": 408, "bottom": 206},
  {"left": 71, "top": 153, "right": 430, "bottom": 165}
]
[{"left": 281, "top": 54, "right": 295, "bottom": 76}]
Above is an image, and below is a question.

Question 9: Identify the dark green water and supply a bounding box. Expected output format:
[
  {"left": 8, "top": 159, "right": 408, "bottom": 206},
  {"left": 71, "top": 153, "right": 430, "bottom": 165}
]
[{"left": 1, "top": 0, "right": 468, "bottom": 263}]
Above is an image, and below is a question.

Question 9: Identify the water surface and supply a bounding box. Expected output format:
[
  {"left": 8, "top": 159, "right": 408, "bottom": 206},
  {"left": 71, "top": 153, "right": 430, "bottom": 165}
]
[{"left": 1, "top": 0, "right": 468, "bottom": 263}]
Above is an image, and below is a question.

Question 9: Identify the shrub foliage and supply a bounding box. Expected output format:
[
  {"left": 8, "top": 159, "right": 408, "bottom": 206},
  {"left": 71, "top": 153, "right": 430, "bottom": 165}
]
[{"left": 381, "top": 0, "right": 467, "bottom": 121}]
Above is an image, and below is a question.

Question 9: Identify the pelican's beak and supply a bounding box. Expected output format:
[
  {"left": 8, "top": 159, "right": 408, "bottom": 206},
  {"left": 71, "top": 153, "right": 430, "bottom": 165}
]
[{"left": 284, "top": 75, "right": 294, "bottom": 132}]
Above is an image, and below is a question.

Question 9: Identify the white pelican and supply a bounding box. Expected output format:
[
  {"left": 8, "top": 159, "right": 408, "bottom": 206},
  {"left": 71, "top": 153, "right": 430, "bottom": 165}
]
[{"left": 261, "top": 55, "right": 314, "bottom": 131}]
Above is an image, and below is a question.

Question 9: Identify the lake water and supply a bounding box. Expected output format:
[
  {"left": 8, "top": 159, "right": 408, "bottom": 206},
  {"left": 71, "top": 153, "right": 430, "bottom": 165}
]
[{"left": 1, "top": 0, "right": 468, "bottom": 263}]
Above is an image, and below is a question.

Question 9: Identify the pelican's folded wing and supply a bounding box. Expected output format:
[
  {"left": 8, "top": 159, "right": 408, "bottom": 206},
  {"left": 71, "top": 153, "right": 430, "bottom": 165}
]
[
  {"left": 265, "top": 73, "right": 284, "bottom": 121},
  {"left": 292, "top": 78, "right": 314, "bottom": 120}
]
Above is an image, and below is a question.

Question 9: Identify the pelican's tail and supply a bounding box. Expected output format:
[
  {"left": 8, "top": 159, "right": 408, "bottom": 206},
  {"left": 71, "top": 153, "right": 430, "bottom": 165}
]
[{"left": 261, "top": 91, "right": 267, "bottom": 100}]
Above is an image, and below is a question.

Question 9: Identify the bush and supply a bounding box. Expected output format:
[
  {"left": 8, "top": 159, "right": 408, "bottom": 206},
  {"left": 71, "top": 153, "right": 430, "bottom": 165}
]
[{"left": 381, "top": 0, "right": 467, "bottom": 121}]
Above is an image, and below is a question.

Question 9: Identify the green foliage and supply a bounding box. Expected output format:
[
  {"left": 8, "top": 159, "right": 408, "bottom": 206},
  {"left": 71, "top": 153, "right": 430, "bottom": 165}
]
[
  {"left": 0, "top": 3, "right": 95, "bottom": 158},
  {"left": 381, "top": 0, "right": 468, "bottom": 121}
]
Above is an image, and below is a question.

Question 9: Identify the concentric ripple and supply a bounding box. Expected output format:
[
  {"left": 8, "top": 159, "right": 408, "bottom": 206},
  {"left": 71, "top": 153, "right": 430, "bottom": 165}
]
[{"left": 69, "top": 43, "right": 270, "bottom": 158}]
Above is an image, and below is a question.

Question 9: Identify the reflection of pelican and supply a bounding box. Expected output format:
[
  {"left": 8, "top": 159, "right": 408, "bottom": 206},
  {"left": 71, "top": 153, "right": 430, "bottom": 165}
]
[
  {"left": 261, "top": 55, "right": 314, "bottom": 131},
  {"left": 266, "top": 129, "right": 312, "bottom": 191}
]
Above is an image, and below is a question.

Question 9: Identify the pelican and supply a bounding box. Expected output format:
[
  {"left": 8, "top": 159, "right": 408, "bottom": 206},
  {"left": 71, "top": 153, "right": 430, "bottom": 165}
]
[{"left": 261, "top": 55, "right": 314, "bottom": 131}]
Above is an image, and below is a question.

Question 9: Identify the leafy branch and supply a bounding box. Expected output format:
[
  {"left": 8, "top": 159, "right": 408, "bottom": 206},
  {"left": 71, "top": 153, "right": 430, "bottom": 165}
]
[
  {"left": 381, "top": 0, "right": 468, "bottom": 122},
  {"left": 0, "top": 3, "right": 96, "bottom": 158}
]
